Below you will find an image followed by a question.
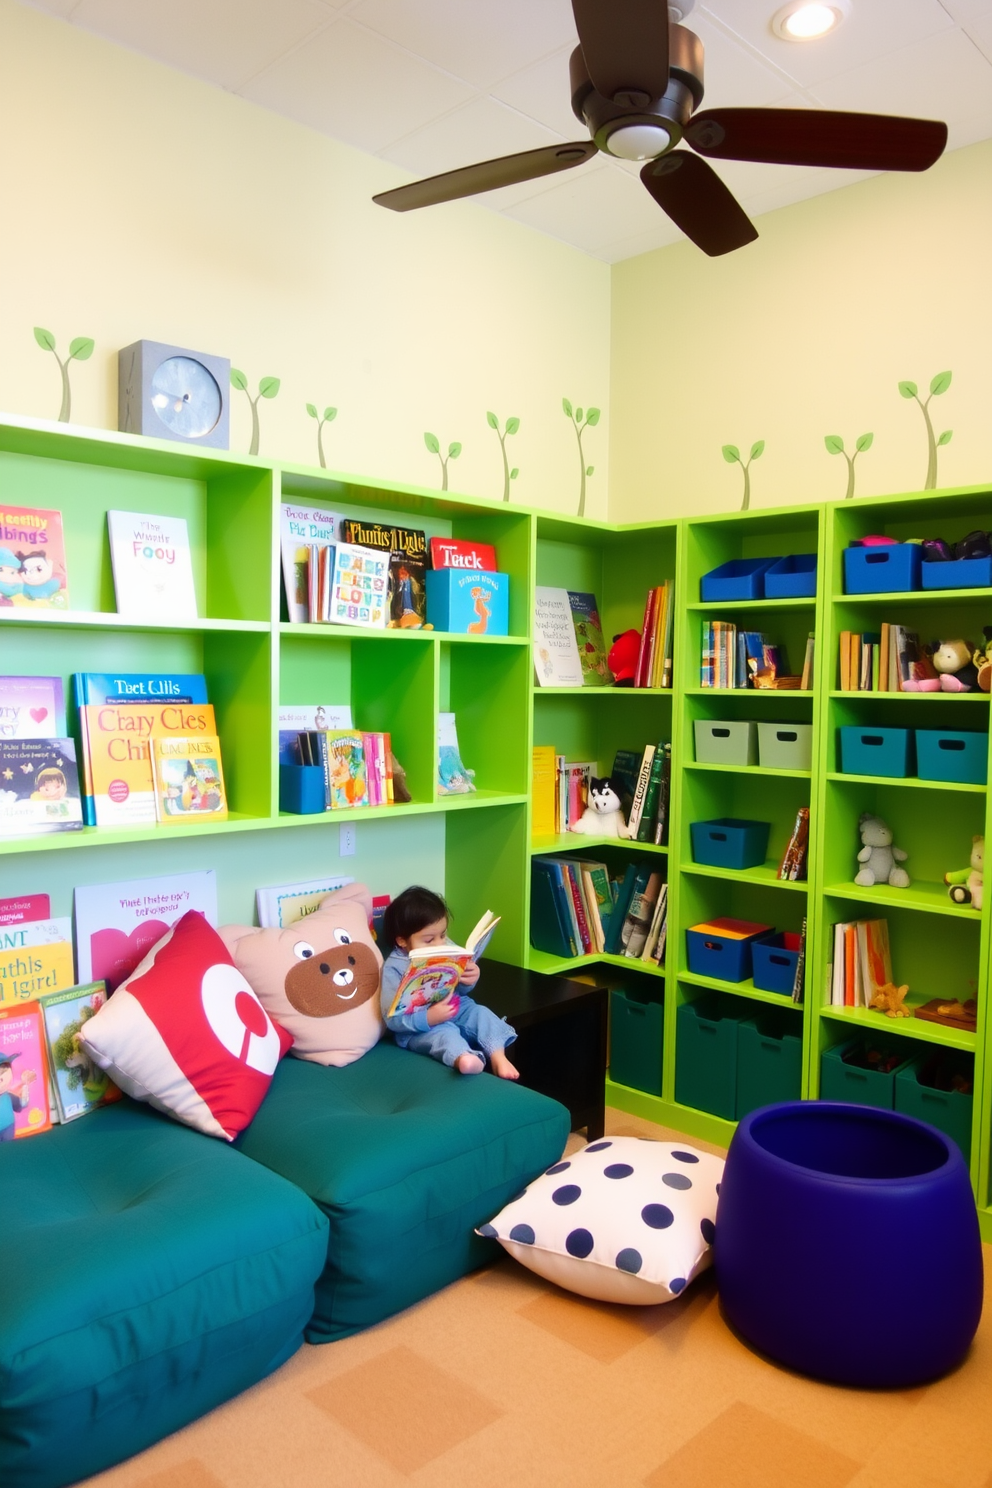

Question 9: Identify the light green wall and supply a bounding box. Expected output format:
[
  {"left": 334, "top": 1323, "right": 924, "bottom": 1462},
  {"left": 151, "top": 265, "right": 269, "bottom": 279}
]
[
  {"left": 0, "top": 0, "right": 610, "bottom": 518},
  {"left": 609, "top": 138, "right": 992, "bottom": 522}
]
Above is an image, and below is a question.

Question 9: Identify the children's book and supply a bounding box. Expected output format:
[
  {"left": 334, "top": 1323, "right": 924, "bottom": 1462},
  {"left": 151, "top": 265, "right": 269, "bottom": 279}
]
[
  {"left": 278, "top": 705, "right": 353, "bottom": 764},
  {"left": 0, "top": 505, "right": 68, "bottom": 608},
  {"left": 0, "top": 1002, "right": 52, "bottom": 1137},
  {"left": 38, "top": 982, "right": 121, "bottom": 1122},
  {"left": 0, "top": 738, "right": 83, "bottom": 837},
  {"left": 622, "top": 871, "right": 663, "bottom": 959},
  {"left": 342, "top": 520, "right": 428, "bottom": 565},
  {"left": 74, "top": 869, "right": 218, "bottom": 991},
  {"left": 255, "top": 875, "right": 355, "bottom": 929},
  {"left": 152, "top": 735, "right": 227, "bottom": 822},
  {"left": 430, "top": 537, "right": 497, "bottom": 571},
  {"left": 371, "top": 894, "right": 390, "bottom": 945},
  {"left": 80, "top": 700, "right": 217, "bottom": 827},
  {"left": 0, "top": 893, "right": 51, "bottom": 925},
  {"left": 386, "top": 912, "right": 500, "bottom": 1018},
  {"left": 567, "top": 592, "right": 611, "bottom": 686},
  {"left": 387, "top": 553, "right": 429, "bottom": 628},
  {"left": 530, "top": 858, "right": 577, "bottom": 958},
  {"left": 329, "top": 543, "right": 389, "bottom": 629},
  {"left": 279, "top": 503, "right": 341, "bottom": 623},
  {"left": 437, "top": 712, "right": 476, "bottom": 795},
  {"left": 534, "top": 587, "right": 584, "bottom": 686},
  {"left": 0, "top": 918, "right": 75, "bottom": 1008},
  {"left": 531, "top": 746, "right": 557, "bottom": 839},
  {"left": 317, "top": 730, "right": 367, "bottom": 809},
  {"left": 107, "top": 511, "right": 198, "bottom": 620},
  {"left": 0, "top": 675, "right": 66, "bottom": 738}
]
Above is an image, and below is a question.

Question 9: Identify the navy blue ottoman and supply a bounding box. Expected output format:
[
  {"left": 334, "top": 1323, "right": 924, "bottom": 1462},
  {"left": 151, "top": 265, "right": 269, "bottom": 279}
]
[{"left": 715, "top": 1102, "right": 983, "bottom": 1387}]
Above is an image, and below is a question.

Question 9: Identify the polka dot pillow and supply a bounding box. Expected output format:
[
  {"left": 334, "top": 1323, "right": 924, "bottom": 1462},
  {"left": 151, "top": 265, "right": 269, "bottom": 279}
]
[{"left": 478, "top": 1136, "right": 724, "bottom": 1304}]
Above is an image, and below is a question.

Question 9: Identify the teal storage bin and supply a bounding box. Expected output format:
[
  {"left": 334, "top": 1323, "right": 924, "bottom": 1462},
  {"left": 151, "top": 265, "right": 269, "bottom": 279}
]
[
  {"left": 915, "top": 729, "right": 988, "bottom": 786},
  {"left": 609, "top": 987, "right": 663, "bottom": 1096},
  {"left": 690, "top": 817, "right": 770, "bottom": 869},
  {"left": 675, "top": 995, "right": 749, "bottom": 1120},
  {"left": 820, "top": 1038, "right": 916, "bottom": 1110},
  {"left": 736, "top": 1011, "right": 803, "bottom": 1118},
  {"left": 838, "top": 726, "right": 913, "bottom": 778},
  {"left": 895, "top": 1052, "right": 974, "bottom": 1162}
]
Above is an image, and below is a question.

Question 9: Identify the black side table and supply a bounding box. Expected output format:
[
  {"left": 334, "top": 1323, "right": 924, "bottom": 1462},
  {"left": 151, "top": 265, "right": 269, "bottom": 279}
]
[{"left": 479, "top": 960, "right": 608, "bottom": 1140}]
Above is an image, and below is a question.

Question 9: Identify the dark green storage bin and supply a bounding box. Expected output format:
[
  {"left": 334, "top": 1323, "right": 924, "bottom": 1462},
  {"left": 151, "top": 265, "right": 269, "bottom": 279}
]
[
  {"left": 736, "top": 1010, "right": 804, "bottom": 1118},
  {"left": 675, "top": 994, "right": 749, "bottom": 1121},
  {"left": 895, "top": 1051, "right": 974, "bottom": 1163},
  {"left": 609, "top": 987, "right": 663, "bottom": 1096},
  {"left": 820, "top": 1037, "right": 915, "bottom": 1110}
]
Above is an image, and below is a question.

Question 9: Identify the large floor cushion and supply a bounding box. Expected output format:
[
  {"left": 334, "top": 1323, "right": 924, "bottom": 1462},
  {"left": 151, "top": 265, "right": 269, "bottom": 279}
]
[
  {"left": 0, "top": 1099, "right": 329, "bottom": 1488},
  {"left": 236, "top": 1041, "right": 571, "bottom": 1340}
]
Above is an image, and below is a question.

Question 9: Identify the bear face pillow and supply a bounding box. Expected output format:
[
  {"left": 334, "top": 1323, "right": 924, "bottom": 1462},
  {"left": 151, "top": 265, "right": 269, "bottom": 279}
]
[
  {"left": 79, "top": 910, "right": 293, "bottom": 1141},
  {"left": 218, "top": 882, "right": 383, "bottom": 1068}
]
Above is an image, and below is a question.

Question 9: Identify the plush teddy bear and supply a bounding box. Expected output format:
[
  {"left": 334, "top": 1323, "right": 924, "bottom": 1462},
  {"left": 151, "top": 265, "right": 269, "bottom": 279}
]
[
  {"left": 569, "top": 776, "right": 632, "bottom": 838},
  {"left": 869, "top": 982, "right": 912, "bottom": 1018},
  {"left": 930, "top": 638, "right": 980, "bottom": 692},
  {"left": 219, "top": 882, "right": 383, "bottom": 1067},
  {"left": 945, "top": 835, "right": 984, "bottom": 911},
  {"left": 855, "top": 813, "right": 910, "bottom": 888}
]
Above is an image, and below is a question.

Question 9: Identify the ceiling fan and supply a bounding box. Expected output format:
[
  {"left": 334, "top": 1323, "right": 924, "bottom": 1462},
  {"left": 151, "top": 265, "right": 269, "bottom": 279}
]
[{"left": 373, "top": 0, "right": 948, "bottom": 256}]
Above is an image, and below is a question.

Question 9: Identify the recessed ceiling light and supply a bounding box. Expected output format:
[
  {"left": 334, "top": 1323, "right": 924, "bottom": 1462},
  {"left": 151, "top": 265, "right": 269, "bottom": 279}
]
[{"left": 772, "top": 2, "right": 847, "bottom": 41}]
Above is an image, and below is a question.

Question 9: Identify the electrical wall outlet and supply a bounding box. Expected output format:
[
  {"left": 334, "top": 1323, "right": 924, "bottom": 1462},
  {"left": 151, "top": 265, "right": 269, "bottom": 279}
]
[{"left": 339, "top": 823, "right": 356, "bottom": 857}]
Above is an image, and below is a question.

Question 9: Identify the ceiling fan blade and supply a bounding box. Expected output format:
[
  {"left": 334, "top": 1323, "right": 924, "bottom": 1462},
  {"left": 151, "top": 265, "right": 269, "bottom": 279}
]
[
  {"left": 641, "top": 151, "right": 757, "bottom": 257},
  {"left": 373, "top": 141, "right": 597, "bottom": 212},
  {"left": 571, "top": 0, "right": 669, "bottom": 105},
  {"left": 685, "top": 108, "right": 948, "bottom": 172}
]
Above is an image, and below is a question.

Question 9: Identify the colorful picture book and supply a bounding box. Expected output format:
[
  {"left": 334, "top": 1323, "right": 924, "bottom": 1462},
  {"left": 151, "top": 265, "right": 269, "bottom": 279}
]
[
  {"left": 430, "top": 538, "right": 497, "bottom": 571},
  {"left": 107, "top": 510, "right": 198, "bottom": 620},
  {"left": 531, "top": 746, "right": 558, "bottom": 838},
  {"left": 38, "top": 982, "right": 120, "bottom": 1122},
  {"left": 0, "top": 738, "right": 83, "bottom": 837},
  {"left": 0, "top": 893, "right": 51, "bottom": 926},
  {"left": 387, "top": 552, "right": 428, "bottom": 628},
  {"left": 530, "top": 856, "right": 668, "bottom": 965},
  {"left": 609, "top": 743, "right": 671, "bottom": 846},
  {"left": 277, "top": 704, "right": 353, "bottom": 765},
  {"left": 0, "top": 1001, "right": 52, "bottom": 1137},
  {"left": 438, "top": 713, "right": 476, "bottom": 795},
  {"left": 279, "top": 503, "right": 341, "bottom": 623},
  {"left": 567, "top": 592, "right": 610, "bottom": 686},
  {"left": 74, "top": 869, "right": 218, "bottom": 991},
  {"left": 152, "top": 735, "right": 227, "bottom": 822},
  {"left": 0, "top": 504, "right": 68, "bottom": 609},
  {"left": 330, "top": 543, "right": 389, "bottom": 628},
  {"left": 634, "top": 580, "right": 675, "bottom": 689},
  {"left": 255, "top": 875, "right": 356, "bottom": 929},
  {"left": 386, "top": 911, "right": 500, "bottom": 1018},
  {"left": 0, "top": 916, "right": 75, "bottom": 1008},
  {"left": 828, "top": 918, "right": 892, "bottom": 1008},
  {"left": 701, "top": 623, "right": 797, "bottom": 689},
  {"left": 838, "top": 625, "right": 940, "bottom": 692},
  {"left": 533, "top": 587, "right": 585, "bottom": 686},
  {"left": 0, "top": 675, "right": 66, "bottom": 738}
]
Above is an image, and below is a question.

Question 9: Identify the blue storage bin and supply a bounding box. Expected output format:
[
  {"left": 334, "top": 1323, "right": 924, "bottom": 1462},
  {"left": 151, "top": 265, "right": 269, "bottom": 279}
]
[
  {"left": 690, "top": 817, "right": 771, "bottom": 869},
  {"left": 686, "top": 917, "right": 773, "bottom": 983},
  {"left": 763, "top": 553, "right": 817, "bottom": 599},
  {"left": 675, "top": 995, "right": 750, "bottom": 1119},
  {"left": 921, "top": 555, "right": 992, "bottom": 590},
  {"left": 915, "top": 729, "right": 988, "bottom": 785},
  {"left": 700, "top": 557, "right": 776, "bottom": 602},
  {"left": 279, "top": 764, "right": 327, "bottom": 814},
  {"left": 838, "top": 726, "right": 913, "bottom": 778},
  {"left": 843, "top": 543, "right": 921, "bottom": 594},
  {"left": 751, "top": 933, "right": 802, "bottom": 996}
]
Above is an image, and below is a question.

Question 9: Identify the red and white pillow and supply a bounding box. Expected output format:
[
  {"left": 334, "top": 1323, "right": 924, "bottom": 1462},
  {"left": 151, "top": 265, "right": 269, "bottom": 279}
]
[{"left": 80, "top": 910, "right": 292, "bottom": 1141}]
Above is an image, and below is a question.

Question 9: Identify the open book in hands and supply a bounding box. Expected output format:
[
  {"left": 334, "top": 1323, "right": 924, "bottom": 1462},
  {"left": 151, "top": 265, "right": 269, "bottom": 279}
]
[{"left": 385, "top": 911, "right": 500, "bottom": 1019}]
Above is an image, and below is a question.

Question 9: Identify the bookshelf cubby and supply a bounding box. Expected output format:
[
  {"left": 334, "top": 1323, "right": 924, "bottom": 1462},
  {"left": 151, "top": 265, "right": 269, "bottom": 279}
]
[{"left": 3, "top": 415, "right": 992, "bottom": 1236}]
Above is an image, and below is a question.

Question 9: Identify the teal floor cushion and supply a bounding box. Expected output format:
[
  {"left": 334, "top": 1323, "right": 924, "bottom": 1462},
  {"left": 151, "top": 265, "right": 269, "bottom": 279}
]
[
  {"left": 236, "top": 1041, "right": 571, "bottom": 1341},
  {"left": 0, "top": 1099, "right": 328, "bottom": 1488}
]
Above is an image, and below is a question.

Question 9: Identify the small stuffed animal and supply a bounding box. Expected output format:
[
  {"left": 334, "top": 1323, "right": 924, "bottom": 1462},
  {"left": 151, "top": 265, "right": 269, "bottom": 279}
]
[
  {"left": 972, "top": 629, "right": 992, "bottom": 693},
  {"left": 945, "top": 835, "right": 983, "bottom": 910},
  {"left": 869, "top": 982, "right": 911, "bottom": 1018},
  {"left": 569, "top": 776, "right": 632, "bottom": 838},
  {"left": 607, "top": 630, "right": 640, "bottom": 686},
  {"left": 219, "top": 883, "right": 383, "bottom": 1067},
  {"left": 855, "top": 813, "right": 910, "bottom": 888},
  {"left": 930, "top": 638, "right": 980, "bottom": 692}
]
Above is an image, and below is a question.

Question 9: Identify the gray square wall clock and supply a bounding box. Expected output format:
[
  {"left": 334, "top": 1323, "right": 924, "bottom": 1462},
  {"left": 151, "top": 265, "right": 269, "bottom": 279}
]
[{"left": 118, "top": 340, "right": 230, "bottom": 449}]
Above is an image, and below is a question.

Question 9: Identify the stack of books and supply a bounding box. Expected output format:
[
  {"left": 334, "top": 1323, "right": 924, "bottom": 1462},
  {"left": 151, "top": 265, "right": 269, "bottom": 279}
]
[
  {"left": 531, "top": 855, "right": 668, "bottom": 964},
  {"left": 611, "top": 744, "right": 673, "bottom": 845},
  {"left": 633, "top": 580, "right": 675, "bottom": 688},
  {"left": 702, "top": 624, "right": 811, "bottom": 689},
  {"left": 288, "top": 728, "right": 395, "bottom": 809},
  {"left": 838, "top": 625, "right": 936, "bottom": 691},
  {"left": 531, "top": 749, "right": 595, "bottom": 835},
  {"left": 827, "top": 917, "right": 892, "bottom": 1007},
  {"left": 0, "top": 675, "right": 82, "bottom": 839}
]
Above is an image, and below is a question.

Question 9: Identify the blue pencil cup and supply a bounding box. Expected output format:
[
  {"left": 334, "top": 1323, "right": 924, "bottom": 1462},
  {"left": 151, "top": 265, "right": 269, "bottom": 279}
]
[{"left": 279, "top": 764, "right": 326, "bottom": 814}]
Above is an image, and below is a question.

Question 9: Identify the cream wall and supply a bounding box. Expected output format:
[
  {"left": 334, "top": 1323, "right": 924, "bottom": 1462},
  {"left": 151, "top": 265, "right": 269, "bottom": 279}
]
[
  {"left": 609, "top": 139, "right": 992, "bottom": 522},
  {"left": 0, "top": 0, "right": 611, "bottom": 517}
]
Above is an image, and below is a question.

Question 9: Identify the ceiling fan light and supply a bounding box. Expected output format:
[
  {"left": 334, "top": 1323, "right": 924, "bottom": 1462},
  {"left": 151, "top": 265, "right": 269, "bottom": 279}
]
[
  {"left": 604, "top": 122, "right": 674, "bottom": 161},
  {"left": 772, "top": 2, "right": 845, "bottom": 40}
]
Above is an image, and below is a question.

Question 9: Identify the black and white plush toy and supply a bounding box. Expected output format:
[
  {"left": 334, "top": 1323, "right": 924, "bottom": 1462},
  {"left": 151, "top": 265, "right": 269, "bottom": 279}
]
[{"left": 569, "top": 776, "right": 632, "bottom": 839}]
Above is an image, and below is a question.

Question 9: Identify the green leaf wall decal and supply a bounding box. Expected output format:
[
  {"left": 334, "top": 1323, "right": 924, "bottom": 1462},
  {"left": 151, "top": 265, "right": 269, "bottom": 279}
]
[
  {"left": 486, "top": 411, "right": 498, "bottom": 429},
  {"left": 898, "top": 381, "right": 918, "bottom": 399},
  {"left": 68, "top": 337, "right": 94, "bottom": 361},
  {"left": 324, "top": 407, "right": 337, "bottom": 422},
  {"left": 722, "top": 444, "right": 740, "bottom": 463},
  {"left": 938, "top": 429, "right": 953, "bottom": 446},
  {"left": 586, "top": 408, "right": 601, "bottom": 426},
  {"left": 230, "top": 368, "right": 248, "bottom": 391},
  {"left": 562, "top": 398, "right": 573, "bottom": 417},
  {"left": 505, "top": 417, "right": 520, "bottom": 435},
  {"left": 750, "top": 440, "right": 765, "bottom": 460},
  {"left": 930, "top": 371, "right": 952, "bottom": 396},
  {"left": 824, "top": 434, "right": 845, "bottom": 455},
  {"left": 424, "top": 432, "right": 440, "bottom": 454},
  {"left": 448, "top": 442, "right": 462, "bottom": 458},
  {"left": 855, "top": 432, "right": 874, "bottom": 452},
  {"left": 259, "top": 377, "right": 280, "bottom": 399},
  {"left": 306, "top": 403, "right": 318, "bottom": 419},
  {"left": 33, "top": 327, "right": 56, "bottom": 352}
]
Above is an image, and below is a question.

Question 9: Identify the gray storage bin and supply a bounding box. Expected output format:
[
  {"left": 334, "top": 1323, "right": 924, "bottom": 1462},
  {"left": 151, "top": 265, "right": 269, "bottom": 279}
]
[
  {"left": 757, "top": 722, "right": 813, "bottom": 771},
  {"left": 694, "top": 719, "right": 757, "bottom": 766}
]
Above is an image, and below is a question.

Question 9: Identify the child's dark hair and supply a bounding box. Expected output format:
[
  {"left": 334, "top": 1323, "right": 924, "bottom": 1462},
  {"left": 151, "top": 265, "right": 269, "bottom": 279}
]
[{"left": 382, "top": 886, "right": 449, "bottom": 950}]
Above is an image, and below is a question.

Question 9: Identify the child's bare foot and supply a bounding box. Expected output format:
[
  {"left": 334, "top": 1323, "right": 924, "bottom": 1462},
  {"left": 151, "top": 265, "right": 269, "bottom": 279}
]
[
  {"left": 456, "top": 1053, "right": 485, "bottom": 1075},
  {"left": 490, "top": 1049, "right": 520, "bottom": 1081}
]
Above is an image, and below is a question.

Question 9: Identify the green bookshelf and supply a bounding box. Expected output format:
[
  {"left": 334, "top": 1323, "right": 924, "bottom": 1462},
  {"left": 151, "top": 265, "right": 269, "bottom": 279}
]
[{"left": 3, "top": 413, "right": 992, "bottom": 1238}]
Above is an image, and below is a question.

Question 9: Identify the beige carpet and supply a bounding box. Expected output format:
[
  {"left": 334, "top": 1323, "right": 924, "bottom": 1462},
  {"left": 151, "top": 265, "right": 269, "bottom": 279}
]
[{"left": 81, "top": 1110, "right": 992, "bottom": 1488}]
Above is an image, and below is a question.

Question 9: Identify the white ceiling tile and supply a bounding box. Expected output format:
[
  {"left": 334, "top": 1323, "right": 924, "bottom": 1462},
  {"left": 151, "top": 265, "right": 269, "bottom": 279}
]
[
  {"left": 68, "top": 0, "right": 334, "bottom": 91},
  {"left": 240, "top": 18, "right": 474, "bottom": 153},
  {"left": 963, "top": 11, "right": 992, "bottom": 59},
  {"left": 700, "top": 0, "right": 954, "bottom": 89},
  {"left": 594, "top": 218, "right": 686, "bottom": 262},
  {"left": 490, "top": 46, "right": 586, "bottom": 138},
  {"left": 347, "top": 0, "right": 578, "bottom": 90},
  {"left": 502, "top": 160, "right": 672, "bottom": 253},
  {"left": 735, "top": 163, "right": 876, "bottom": 218},
  {"left": 380, "top": 96, "right": 563, "bottom": 178},
  {"left": 689, "top": 12, "right": 798, "bottom": 108},
  {"left": 937, "top": 0, "right": 992, "bottom": 20},
  {"left": 809, "top": 26, "right": 992, "bottom": 123}
]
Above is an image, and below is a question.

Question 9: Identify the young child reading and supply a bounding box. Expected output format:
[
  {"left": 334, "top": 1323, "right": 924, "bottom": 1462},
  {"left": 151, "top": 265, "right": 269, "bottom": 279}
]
[{"left": 381, "top": 886, "right": 519, "bottom": 1078}]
